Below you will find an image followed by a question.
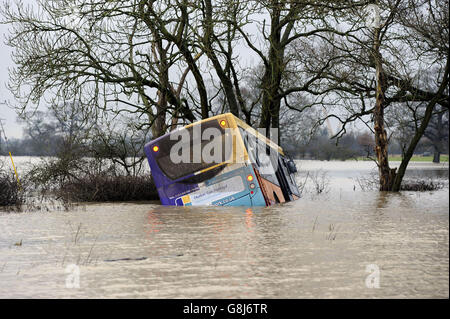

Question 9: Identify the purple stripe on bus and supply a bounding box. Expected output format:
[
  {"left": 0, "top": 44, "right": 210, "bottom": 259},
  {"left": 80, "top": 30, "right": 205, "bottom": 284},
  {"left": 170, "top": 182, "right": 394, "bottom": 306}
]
[{"left": 163, "top": 180, "right": 199, "bottom": 199}]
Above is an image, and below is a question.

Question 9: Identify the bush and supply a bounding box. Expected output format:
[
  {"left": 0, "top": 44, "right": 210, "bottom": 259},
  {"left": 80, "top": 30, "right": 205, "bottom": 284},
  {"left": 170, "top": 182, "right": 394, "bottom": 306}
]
[
  {"left": 25, "top": 155, "right": 159, "bottom": 203},
  {"left": 0, "top": 171, "right": 24, "bottom": 208},
  {"left": 59, "top": 174, "right": 158, "bottom": 202},
  {"left": 400, "top": 179, "right": 444, "bottom": 191}
]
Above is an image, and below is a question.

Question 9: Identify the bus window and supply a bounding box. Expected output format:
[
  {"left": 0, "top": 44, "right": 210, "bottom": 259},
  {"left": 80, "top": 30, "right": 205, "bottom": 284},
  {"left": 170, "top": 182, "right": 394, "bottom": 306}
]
[
  {"left": 239, "top": 127, "right": 260, "bottom": 167},
  {"left": 239, "top": 126, "right": 279, "bottom": 186},
  {"left": 153, "top": 120, "right": 232, "bottom": 183}
]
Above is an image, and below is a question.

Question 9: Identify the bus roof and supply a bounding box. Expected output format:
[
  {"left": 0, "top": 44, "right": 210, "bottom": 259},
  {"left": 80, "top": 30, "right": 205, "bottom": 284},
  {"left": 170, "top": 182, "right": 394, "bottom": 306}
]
[
  {"left": 145, "top": 113, "right": 284, "bottom": 155},
  {"left": 231, "top": 114, "right": 284, "bottom": 155}
]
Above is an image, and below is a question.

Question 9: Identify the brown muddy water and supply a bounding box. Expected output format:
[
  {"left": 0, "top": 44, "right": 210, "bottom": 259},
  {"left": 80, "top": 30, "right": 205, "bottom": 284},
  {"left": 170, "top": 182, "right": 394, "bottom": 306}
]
[{"left": 0, "top": 159, "right": 448, "bottom": 298}]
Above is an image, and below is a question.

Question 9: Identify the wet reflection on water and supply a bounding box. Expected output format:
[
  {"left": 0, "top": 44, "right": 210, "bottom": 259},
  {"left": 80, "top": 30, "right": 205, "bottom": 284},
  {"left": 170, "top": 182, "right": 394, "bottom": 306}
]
[{"left": 0, "top": 161, "right": 448, "bottom": 298}]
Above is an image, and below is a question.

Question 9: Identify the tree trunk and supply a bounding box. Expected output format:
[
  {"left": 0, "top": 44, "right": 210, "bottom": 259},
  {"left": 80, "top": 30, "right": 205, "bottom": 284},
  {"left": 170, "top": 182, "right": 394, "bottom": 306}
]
[
  {"left": 154, "top": 43, "right": 169, "bottom": 138},
  {"left": 432, "top": 111, "right": 443, "bottom": 163},
  {"left": 260, "top": 69, "right": 273, "bottom": 133},
  {"left": 202, "top": 0, "right": 239, "bottom": 117},
  {"left": 391, "top": 60, "right": 449, "bottom": 191},
  {"left": 373, "top": 27, "right": 394, "bottom": 191},
  {"left": 433, "top": 147, "right": 441, "bottom": 163},
  {"left": 259, "top": 6, "right": 283, "bottom": 144},
  {"left": 180, "top": 45, "right": 210, "bottom": 119}
]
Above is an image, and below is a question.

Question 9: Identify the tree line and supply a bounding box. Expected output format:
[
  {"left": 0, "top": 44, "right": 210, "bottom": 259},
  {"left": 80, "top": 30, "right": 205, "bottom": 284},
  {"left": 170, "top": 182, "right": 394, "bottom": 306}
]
[{"left": 1, "top": 106, "right": 446, "bottom": 163}]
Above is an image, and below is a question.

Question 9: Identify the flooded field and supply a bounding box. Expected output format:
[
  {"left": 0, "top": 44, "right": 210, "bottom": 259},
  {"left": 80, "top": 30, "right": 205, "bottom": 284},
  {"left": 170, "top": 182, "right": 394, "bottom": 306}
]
[{"left": 0, "top": 159, "right": 448, "bottom": 298}]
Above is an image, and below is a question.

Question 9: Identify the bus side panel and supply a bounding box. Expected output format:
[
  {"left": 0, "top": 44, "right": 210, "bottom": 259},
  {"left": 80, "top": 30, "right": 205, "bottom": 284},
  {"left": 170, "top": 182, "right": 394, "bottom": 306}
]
[
  {"left": 223, "top": 194, "right": 252, "bottom": 206},
  {"left": 250, "top": 188, "right": 267, "bottom": 206},
  {"left": 161, "top": 180, "right": 200, "bottom": 206},
  {"left": 165, "top": 164, "right": 251, "bottom": 206},
  {"left": 221, "top": 182, "right": 266, "bottom": 207}
]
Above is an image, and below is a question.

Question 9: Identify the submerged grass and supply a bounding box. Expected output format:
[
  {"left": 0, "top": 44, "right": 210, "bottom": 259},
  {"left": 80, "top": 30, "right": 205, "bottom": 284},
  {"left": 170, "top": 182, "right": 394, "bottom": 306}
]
[{"left": 389, "top": 155, "right": 449, "bottom": 162}]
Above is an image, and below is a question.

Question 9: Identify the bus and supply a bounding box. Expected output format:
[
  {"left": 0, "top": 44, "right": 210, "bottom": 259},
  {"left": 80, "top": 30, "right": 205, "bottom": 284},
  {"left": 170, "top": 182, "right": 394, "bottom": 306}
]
[{"left": 144, "top": 113, "right": 300, "bottom": 206}]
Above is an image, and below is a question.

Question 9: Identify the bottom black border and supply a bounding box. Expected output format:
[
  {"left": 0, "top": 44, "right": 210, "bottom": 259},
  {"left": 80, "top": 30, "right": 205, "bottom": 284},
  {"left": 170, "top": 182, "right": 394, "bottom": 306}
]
[{"left": 0, "top": 299, "right": 447, "bottom": 318}]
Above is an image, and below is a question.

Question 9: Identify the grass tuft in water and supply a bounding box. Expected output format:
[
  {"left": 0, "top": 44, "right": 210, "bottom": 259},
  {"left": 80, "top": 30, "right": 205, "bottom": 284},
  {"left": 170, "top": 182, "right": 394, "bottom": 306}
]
[{"left": 400, "top": 179, "right": 444, "bottom": 191}]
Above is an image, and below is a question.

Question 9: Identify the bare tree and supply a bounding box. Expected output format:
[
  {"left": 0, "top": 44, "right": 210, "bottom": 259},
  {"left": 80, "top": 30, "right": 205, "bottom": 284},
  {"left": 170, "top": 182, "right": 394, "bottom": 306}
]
[
  {"left": 290, "top": 0, "right": 448, "bottom": 190},
  {"left": 1, "top": 0, "right": 198, "bottom": 138},
  {"left": 424, "top": 106, "right": 449, "bottom": 163},
  {"left": 89, "top": 116, "right": 151, "bottom": 177}
]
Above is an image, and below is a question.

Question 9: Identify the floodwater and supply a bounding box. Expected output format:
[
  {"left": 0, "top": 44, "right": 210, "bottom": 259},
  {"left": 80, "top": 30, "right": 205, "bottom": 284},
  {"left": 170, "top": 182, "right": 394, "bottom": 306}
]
[{"left": 0, "top": 158, "right": 448, "bottom": 298}]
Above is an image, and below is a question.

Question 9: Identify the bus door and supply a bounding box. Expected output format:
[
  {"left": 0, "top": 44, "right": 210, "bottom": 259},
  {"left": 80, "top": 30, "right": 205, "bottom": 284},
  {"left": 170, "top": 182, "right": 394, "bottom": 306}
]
[
  {"left": 263, "top": 145, "right": 292, "bottom": 203},
  {"left": 278, "top": 156, "right": 300, "bottom": 199},
  {"left": 275, "top": 157, "right": 293, "bottom": 202}
]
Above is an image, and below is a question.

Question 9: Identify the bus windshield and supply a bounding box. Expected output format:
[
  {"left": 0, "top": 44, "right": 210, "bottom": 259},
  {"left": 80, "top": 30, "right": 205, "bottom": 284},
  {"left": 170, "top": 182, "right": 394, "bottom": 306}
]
[{"left": 152, "top": 120, "right": 232, "bottom": 182}]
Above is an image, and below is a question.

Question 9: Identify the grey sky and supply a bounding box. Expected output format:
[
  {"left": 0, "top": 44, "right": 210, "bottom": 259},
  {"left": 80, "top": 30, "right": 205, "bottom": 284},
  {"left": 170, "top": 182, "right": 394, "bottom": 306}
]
[{"left": 0, "top": 20, "right": 22, "bottom": 139}]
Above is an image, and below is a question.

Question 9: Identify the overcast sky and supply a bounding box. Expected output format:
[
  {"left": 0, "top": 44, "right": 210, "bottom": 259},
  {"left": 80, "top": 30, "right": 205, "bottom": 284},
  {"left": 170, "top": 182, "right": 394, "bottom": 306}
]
[{"left": 0, "top": 19, "right": 22, "bottom": 139}]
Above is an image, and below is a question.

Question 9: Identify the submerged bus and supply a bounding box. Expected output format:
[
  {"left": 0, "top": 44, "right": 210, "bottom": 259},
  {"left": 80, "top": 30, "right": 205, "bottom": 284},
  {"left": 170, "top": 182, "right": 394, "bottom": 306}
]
[{"left": 144, "top": 113, "right": 300, "bottom": 206}]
